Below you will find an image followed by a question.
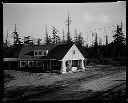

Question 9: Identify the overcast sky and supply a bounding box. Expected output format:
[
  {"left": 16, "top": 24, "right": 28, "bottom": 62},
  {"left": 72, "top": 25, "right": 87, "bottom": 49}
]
[{"left": 3, "top": 2, "right": 126, "bottom": 46}]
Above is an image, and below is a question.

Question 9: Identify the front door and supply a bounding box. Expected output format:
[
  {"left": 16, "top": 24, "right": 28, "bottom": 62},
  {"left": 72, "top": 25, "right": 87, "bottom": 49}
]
[
  {"left": 78, "top": 59, "right": 82, "bottom": 69},
  {"left": 66, "top": 60, "right": 72, "bottom": 72}
]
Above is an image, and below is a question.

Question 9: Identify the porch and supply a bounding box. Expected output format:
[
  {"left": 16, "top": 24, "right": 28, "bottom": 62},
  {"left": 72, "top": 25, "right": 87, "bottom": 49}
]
[
  {"left": 19, "top": 59, "right": 62, "bottom": 73},
  {"left": 61, "top": 59, "right": 86, "bottom": 73}
]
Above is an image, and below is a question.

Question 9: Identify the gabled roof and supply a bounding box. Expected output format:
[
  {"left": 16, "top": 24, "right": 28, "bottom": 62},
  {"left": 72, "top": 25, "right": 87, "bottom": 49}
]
[
  {"left": 18, "top": 43, "right": 87, "bottom": 60},
  {"left": 76, "top": 45, "right": 88, "bottom": 58},
  {"left": 18, "top": 44, "right": 57, "bottom": 60},
  {"left": 41, "top": 43, "right": 74, "bottom": 60}
]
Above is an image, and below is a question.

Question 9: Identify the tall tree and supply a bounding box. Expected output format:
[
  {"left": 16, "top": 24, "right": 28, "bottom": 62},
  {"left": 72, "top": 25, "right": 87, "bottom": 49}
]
[
  {"left": 12, "top": 24, "right": 22, "bottom": 45},
  {"left": 65, "top": 13, "right": 72, "bottom": 43},
  {"left": 113, "top": 22, "right": 126, "bottom": 57},
  {"left": 37, "top": 38, "right": 42, "bottom": 45},
  {"left": 23, "top": 36, "right": 34, "bottom": 45},
  {"left": 113, "top": 22, "right": 125, "bottom": 45},
  {"left": 77, "top": 33, "right": 84, "bottom": 46},
  {"left": 44, "top": 26, "right": 51, "bottom": 45},
  {"left": 51, "top": 26, "right": 60, "bottom": 44}
]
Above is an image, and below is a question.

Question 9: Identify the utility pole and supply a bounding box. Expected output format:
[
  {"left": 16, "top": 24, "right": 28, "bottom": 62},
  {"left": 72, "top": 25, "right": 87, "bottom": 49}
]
[{"left": 65, "top": 12, "right": 72, "bottom": 43}]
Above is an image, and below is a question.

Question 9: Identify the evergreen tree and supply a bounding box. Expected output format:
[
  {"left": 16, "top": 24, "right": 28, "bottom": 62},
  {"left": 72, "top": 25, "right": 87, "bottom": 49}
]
[
  {"left": 113, "top": 22, "right": 125, "bottom": 45},
  {"left": 23, "top": 36, "right": 34, "bottom": 45},
  {"left": 113, "top": 22, "right": 126, "bottom": 57},
  {"left": 37, "top": 38, "right": 42, "bottom": 45}
]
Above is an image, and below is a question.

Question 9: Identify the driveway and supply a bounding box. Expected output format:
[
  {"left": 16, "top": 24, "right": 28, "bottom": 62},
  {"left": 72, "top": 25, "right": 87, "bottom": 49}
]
[{"left": 26, "top": 71, "right": 126, "bottom": 101}]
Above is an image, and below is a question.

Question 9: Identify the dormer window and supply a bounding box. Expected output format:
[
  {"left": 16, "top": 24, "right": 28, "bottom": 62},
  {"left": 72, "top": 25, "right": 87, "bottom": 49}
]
[
  {"left": 39, "top": 52, "right": 42, "bottom": 55},
  {"left": 44, "top": 52, "right": 47, "bottom": 56},
  {"left": 35, "top": 52, "right": 37, "bottom": 55},
  {"left": 34, "top": 50, "right": 48, "bottom": 56}
]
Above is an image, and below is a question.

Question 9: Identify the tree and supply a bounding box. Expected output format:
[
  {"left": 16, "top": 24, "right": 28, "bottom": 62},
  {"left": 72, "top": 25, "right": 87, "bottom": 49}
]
[
  {"left": 76, "top": 33, "right": 84, "bottom": 46},
  {"left": 113, "top": 22, "right": 126, "bottom": 57},
  {"left": 113, "top": 22, "right": 125, "bottom": 45},
  {"left": 37, "top": 38, "right": 42, "bottom": 45},
  {"left": 65, "top": 13, "right": 72, "bottom": 43},
  {"left": 44, "top": 26, "right": 52, "bottom": 45},
  {"left": 12, "top": 24, "right": 23, "bottom": 45},
  {"left": 23, "top": 36, "right": 34, "bottom": 45}
]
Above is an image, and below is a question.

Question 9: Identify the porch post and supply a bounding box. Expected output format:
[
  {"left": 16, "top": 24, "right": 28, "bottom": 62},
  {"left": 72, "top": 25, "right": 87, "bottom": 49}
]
[
  {"left": 50, "top": 60, "right": 51, "bottom": 72},
  {"left": 61, "top": 61, "right": 66, "bottom": 73},
  {"left": 82, "top": 60, "right": 85, "bottom": 70}
]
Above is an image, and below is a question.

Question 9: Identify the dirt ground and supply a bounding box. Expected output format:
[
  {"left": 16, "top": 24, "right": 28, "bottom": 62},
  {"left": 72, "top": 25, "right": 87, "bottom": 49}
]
[{"left": 3, "top": 65, "right": 126, "bottom": 102}]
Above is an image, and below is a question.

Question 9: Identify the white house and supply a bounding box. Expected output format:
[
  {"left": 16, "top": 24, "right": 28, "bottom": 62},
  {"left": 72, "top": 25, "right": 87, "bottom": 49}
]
[
  {"left": 18, "top": 43, "right": 87, "bottom": 73},
  {"left": 61, "top": 44, "right": 85, "bottom": 73}
]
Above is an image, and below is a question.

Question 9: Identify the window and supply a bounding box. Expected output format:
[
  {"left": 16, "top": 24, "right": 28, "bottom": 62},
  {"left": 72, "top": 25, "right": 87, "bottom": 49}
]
[
  {"left": 20, "top": 61, "right": 27, "bottom": 67},
  {"left": 28, "top": 61, "right": 35, "bottom": 67},
  {"left": 36, "top": 61, "right": 43, "bottom": 67},
  {"left": 39, "top": 52, "right": 42, "bottom": 55},
  {"left": 34, "top": 50, "right": 47, "bottom": 56},
  {"left": 35, "top": 52, "right": 37, "bottom": 55},
  {"left": 44, "top": 52, "right": 47, "bottom": 56},
  {"left": 73, "top": 50, "right": 75, "bottom": 54},
  {"left": 72, "top": 60, "right": 78, "bottom": 67}
]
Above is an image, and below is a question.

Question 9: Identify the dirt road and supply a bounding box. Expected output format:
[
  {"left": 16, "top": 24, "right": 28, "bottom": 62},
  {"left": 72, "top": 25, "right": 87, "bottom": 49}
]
[{"left": 26, "top": 71, "right": 126, "bottom": 101}]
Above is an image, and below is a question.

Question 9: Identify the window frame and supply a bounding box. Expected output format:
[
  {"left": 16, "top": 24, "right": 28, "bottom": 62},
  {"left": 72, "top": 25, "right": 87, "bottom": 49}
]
[
  {"left": 20, "top": 61, "right": 27, "bottom": 67},
  {"left": 38, "top": 52, "right": 42, "bottom": 55},
  {"left": 28, "top": 61, "right": 35, "bottom": 67},
  {"left": 36, "top": 61, "right": 43, "bottom": 67}
]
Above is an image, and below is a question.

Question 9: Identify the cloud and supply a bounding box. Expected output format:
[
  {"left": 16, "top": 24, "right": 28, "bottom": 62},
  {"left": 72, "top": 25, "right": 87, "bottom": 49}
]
[{"left": 83, "top": 11, "right": 110, "bottom": 24}]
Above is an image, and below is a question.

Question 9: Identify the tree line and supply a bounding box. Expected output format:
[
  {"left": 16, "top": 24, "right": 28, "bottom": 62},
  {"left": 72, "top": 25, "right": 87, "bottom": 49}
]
[{"left": 3, "top": 22, "right": 126, "bottom": 65}]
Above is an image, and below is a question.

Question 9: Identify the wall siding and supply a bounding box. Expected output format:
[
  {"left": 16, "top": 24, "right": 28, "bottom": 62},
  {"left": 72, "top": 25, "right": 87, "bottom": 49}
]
[{"left": 62, "top": 44, "right": 86, "bottom": 73}]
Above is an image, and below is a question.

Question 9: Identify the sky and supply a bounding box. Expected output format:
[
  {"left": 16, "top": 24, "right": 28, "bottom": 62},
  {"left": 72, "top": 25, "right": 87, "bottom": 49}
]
[{"left": 3, "top": 2, "right": 126, "bottom": 46}]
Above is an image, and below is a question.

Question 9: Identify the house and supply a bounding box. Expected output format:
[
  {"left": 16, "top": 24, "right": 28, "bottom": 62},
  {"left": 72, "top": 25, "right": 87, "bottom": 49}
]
[{"left": 18, "top": 43, "right": 87, "bottom": 73}]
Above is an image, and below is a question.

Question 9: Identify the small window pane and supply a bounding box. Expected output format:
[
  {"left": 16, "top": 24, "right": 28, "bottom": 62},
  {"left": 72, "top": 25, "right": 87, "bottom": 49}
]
[
  {"left": 29, "top": 61, "right": 35, "bottom": 67},
  {"left": 44, "top": 52, "right": 46, "bottom": 56},
  {"left": 39, "top": 52, "right": 42, "bottom": 55},
  {"left": 20, "top": 61, "right": 26, "bottom": 67},
  {"left": 35, "top": 52, "right": 37, "bottom": 55}
]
